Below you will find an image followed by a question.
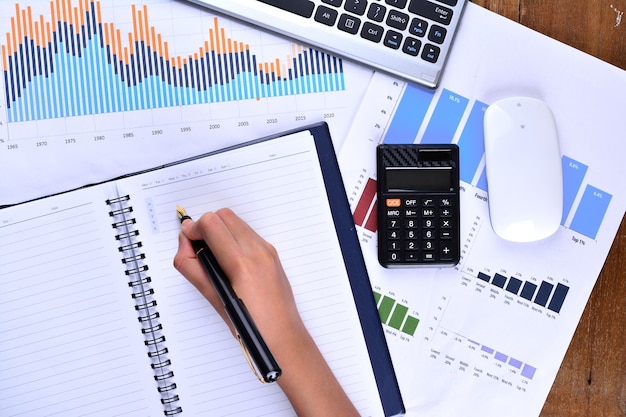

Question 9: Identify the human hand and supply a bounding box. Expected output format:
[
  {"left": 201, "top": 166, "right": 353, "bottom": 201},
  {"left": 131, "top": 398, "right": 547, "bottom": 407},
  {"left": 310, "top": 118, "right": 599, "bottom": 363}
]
[{"left": 173, "top": 208, "right": 359, "bottom": 417}]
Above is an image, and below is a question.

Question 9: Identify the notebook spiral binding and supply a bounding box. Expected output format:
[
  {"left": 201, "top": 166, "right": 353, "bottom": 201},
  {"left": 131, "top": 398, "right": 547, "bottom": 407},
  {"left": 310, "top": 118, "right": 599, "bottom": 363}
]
[{"left": 107, "top": 195, "right": 182, "bottom": 416}]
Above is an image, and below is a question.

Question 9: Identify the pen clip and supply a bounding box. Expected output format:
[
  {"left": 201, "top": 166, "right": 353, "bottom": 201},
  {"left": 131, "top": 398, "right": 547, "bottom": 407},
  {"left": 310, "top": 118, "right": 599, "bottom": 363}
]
[{"left": 238, "top": 334, "right": 265, "bottom": 383}]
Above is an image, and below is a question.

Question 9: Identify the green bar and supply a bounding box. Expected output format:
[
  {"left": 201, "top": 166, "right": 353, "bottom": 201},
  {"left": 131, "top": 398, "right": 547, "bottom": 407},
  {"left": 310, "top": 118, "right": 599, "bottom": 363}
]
[
  {"left": 378, "top": 296, "right": 395, "bottom": 323},
  {"left": 402, "top": 315, "right": 420, "bottom": 336},
  {"left": 388, "top": 304, "right": 409, "bottom": 330},
  {"left": 373, "top": 291, "right": 382, "bottom": 305}
]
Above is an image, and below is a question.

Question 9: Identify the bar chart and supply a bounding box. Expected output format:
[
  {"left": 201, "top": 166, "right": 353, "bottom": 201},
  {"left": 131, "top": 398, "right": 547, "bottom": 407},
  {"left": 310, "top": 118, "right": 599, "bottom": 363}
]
[
  {"left": 475, "top": 271, "right": 569, "bottom": 314},
  {"left": 373, "top": 291, "right": 420, "bottom": 337},
  {"left": 1, "top": 0, "right": 345, "bottom": 123}
]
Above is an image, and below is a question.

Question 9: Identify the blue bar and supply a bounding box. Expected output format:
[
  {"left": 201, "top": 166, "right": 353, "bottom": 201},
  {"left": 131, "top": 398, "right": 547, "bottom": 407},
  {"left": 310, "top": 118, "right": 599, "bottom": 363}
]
[
  {"left": 570, "top": 185, "right": 612, "bottom": 239},
  {"left": 421, "top": 89, "right": 469, "bottom": 144},
  {"left": 383, "top": 84, "right": 435, "bottom": 144},
  {"left": 519, "top": 281, "right": 537, "bottom": 301},
  {"left": 491, "top": 273, "right": 507, "bottom": 288},
  {"left": 561, "top": 156, "right": 588, "bottom": 224},
  {"left": 547, "top": 283, "right": 569, "bottom": 313},
  {"left": 505, "top": 277, "right": 522, "bottom": 295},
  {"left": 534, "top": 281, "right": 554, "bottom": 307},
  {"left": 457, "top": 100, "right": 488, "bottom": 184}
]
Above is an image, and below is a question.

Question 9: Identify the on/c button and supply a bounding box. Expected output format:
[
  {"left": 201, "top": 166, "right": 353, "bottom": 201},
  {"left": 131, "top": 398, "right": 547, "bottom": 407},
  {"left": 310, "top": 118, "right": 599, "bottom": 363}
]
[{"left": 386, "top": 198, "right": 401, "bottom": 207}]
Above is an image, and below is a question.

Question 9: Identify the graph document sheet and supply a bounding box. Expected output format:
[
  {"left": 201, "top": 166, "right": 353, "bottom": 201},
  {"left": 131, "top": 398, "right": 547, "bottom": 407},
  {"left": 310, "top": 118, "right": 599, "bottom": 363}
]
[
  {"left": 0, "top": 0, "right": 373, "bottom": 204},
  {"left": 338, "top": 3, "right": 626, "bottom": 417}
]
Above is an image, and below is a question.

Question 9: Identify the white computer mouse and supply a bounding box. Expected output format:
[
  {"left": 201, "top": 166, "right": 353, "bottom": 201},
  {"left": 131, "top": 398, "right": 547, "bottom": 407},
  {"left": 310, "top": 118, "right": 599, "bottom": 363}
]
[{"left": 483, "top": 97, "right": 563, "bottom": 242}]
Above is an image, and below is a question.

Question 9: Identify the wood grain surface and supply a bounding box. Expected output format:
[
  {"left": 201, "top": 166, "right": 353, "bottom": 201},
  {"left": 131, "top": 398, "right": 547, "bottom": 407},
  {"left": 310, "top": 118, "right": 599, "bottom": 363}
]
[{"left": 470, "top": 1, "right": 626, "bottom": 416}]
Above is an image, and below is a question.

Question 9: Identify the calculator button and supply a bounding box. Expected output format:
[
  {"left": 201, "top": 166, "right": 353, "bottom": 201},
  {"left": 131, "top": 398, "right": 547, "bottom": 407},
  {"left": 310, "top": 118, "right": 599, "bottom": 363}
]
[
  {"left": 388, "top": 241, "right": 401, "bottom": 250},
  {"left": 405, "top": 198, "right": 419, "bottom": 207},
  {"left": 405, "top": 209, "right": 418, "bottom": 217},
  {"left": 388, "top": 219, "right": 400, "bottom": 228},
  {"left": 406, "top": 240, "right": 418, "bottom": 251},
  {"left": 386, "top": 198, "right": 401, "bottom": 207},
  {"left": 422, "top": 208, "right": 435, "bottom": 217},
  {"left": 405, "top": 252, "right": 419, "bottom": 261},
  {"left": 440, "top": 219, "right": 452, "bottom": 228},
  {"left": 387, "top": 209, "right": 401, "bottom": 217},
  {"left": 440, "top": 197, "right": 452, "bottom": 206},
  {"left": 423, "top": 219, "right": 435, "bottom": 228},
  {"left": 440, "top": 245, "right": 454, "bottom": 260},
  {"left": 440, "top": 208, "right": 452, "bottom": 217},
  {"left": 423, "top": 252, "right": 435, "bottom": 261},
  {"left": 388, "top": 230, "right": 400, "bottom": 239},
  {"left": 422, "top": 198, "right": 435, "bottom": 206},
  {"left": 405, "top": 219, "right": 418, "bottom": 228},
  {"left": 440, "top": 230, "right": 452, "bottom": 239},
  {"left": 423, "top": 240, "right": 435, "bottom": 250},
  {"left": 406, "top": 230, "right": 417, "bottom": 239}
]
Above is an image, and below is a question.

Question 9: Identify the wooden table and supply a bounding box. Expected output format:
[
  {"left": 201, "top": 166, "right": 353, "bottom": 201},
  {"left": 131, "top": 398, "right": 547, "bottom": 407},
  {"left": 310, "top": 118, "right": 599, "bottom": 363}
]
[{"left": 471, "top": 1, "right": 626, "bottom": 416}]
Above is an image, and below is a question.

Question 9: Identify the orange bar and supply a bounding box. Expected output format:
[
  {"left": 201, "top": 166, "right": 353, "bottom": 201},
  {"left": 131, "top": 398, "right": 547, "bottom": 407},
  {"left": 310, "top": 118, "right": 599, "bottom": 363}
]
[
  {"left": 275, "top": 58, "right": 281, "bottom": 77},
  {"left": 128, "top": 33, "right": 133, "bottom": 55},
  {"left": 220, "top": 27, "right": 226, "bottom": 56},
  {"left": 227, "top": 38, "right": 232, "bottom": 54},
  {"left": 209, "top": 29, "right": 215, "bottom": 51},
  {"left": 6, "top": 32, "right": 13, "bottom": 57},
  {"left": 177, "top": 56, "right": 182, "bottom": 68},
  {"left": 73, "top": 8, "right": 80, "bottom": 36},
  {"left": 95, "top": 0, "right": 102, "bottom": 24},
  {"left": 103, "top": 21, "right": 110, "bottom": 50},
  {"left": 143, "top": 5, "right": 150, "bottom": 47},
  {"left": 27, "top": 7, "right": 34, "bottom": 41},
  {"left": 46, "top": 22, "right": 52, "bottom": 46},
  {"left": 61, "top": 0, "right": 68, "bottom": 23},
  {"left": 10, "top": 18, "right": 16, "bottom": 55},
  {"left": 15, "top": 5, "right": 22, "bottom": 45},
  {"left": 164, "top": 41, "right": 170, "bottom": 61},
  {"left": 2, "top": 45, "right": 7, "bottom": 73},
  {"left": 34, "top": 22, "right": 40, "bottom": 48},
  {"left": 79, "top": 0, "right": 85, "bottom": 29},
  {"left": 151, "top": 27, "right": 157, "bottom": 52},
  {"left": 124, "top": 46, "right": 129, "bottom": 66},
  {"left": 116, "top": 29, "right": 124, "bottom": 62},
  {"left": 213, "top": 18, "right": 221, "bottom": 54},
  {"left": 131, "top": 5, "right": 138, "bottom": 44},
  {"left": 158, "top": 34, "right": 163, "bottom": 58},
  {"left": 137, "top": 10, "right": 144, "bottom": 43},
  {"left": 40, "top": 15, "right": 47, "bottom": 45},
  {"left": 21, "top": 10, "right": 28, "bottom": 43},
  {"left": 68, "top": 0, "right": 74, "bottom": 27}
]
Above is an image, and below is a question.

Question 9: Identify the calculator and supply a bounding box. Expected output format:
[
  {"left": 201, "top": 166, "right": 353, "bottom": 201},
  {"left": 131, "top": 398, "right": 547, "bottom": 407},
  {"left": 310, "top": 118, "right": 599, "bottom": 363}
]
[{"left": 377, "top": 144, "right": 460, "bottom": 267}]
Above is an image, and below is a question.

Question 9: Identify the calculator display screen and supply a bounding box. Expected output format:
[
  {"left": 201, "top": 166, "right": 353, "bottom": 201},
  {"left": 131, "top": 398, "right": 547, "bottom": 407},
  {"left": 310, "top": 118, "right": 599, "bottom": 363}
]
[{"left": 386, "top": 168, "right": 451, "bottom": 191}]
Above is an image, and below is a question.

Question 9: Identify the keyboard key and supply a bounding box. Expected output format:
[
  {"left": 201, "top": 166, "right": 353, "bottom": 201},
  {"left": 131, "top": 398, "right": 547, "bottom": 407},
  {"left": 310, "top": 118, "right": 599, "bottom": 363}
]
[
  {"left": 386, "top": 0, "right": 409, "bottom": 8},
  {"left": 315, "top": 6, "right": 339, "bottom": 25},
  {"left": 421, "top": 43, "right": 440, "bottom": 62},
  {"left": 384, "top": 30, "right": 403, "bottom": 49},
  {"left": 368, "top": 3, "right": 387, "bottom": 22},
  {"left": 258, "top": 0, "right": 315, "bottom": 18},
  {"left": 408, "top": 0, "right": 454, "bottom": 25},
  {"left": 409, "top": 17, "right": 428, "bottom": 37},
  {"left": 387, "top": 10, "right": 410, "bottom": 30},
  {"left": 338, "top": 13, "right": 362, "bottom": 34},
  {"left": 428, "top": 24, "right": 447, "bottom": 44},
  {"left": 361, "top": 22, "right": 385, "bottom": 42},
  {"left": 344, "top": 0, "right": 368, "bottom": 15},
  {"left": 322, "top": 0, "right": 343, "bottom": 6}
]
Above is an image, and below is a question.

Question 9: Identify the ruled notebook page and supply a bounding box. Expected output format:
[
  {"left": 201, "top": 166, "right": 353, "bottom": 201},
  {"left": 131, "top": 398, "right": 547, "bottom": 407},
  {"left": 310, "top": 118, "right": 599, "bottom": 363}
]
[
  {"left": 121, "top": 131, "right": 385, "bottom": 416},
  {"left": 0, "top": 185, "right": 163, "bottom": 416}
]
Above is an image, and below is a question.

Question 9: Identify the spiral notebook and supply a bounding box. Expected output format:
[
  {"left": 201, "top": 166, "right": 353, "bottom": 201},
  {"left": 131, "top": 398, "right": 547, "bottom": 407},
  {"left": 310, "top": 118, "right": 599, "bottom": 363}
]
[{"left": 0, "top": 123, "right": 403, "bottom": 416}]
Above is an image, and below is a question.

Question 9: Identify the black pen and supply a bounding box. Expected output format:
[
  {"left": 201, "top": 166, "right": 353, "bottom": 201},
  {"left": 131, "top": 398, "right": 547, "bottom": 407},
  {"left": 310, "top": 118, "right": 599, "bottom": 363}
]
[{"left": 176, "top": 205, "right": 281, "bottom": 383}]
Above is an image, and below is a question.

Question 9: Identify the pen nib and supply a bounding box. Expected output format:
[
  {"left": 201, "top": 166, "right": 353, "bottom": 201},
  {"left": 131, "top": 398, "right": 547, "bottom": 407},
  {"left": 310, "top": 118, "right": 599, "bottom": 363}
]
[{"left": 176, "top": 205, "right": 191, "bottom": 222}]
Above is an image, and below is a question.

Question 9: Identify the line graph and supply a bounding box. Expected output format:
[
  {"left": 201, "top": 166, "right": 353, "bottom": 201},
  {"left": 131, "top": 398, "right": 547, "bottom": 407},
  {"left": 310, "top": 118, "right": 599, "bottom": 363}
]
[{"left": 2, "top": 0, "right": 345, "bottom": 122}]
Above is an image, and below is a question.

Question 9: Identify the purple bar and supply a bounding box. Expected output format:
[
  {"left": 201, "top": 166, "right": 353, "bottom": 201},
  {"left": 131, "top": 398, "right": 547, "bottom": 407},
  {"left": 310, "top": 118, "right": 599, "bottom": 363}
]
[
  {"left": 494, "top": 352, "right": 508, "bottom": 363},
  {"left": 481, "top": 345, "right": 494, "bottom": 354},
  {"left": 508, "top": 358, "right": 523, "bottom": 369},
  {"left": 521, "top": 364, "right": 537, "bottom": 379}
]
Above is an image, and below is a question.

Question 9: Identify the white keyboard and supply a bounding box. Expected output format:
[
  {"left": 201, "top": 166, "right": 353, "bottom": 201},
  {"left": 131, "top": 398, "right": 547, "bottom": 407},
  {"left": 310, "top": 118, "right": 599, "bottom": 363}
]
[{"left": 184, "top": 0, "right": 468, "bottom": 89}]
